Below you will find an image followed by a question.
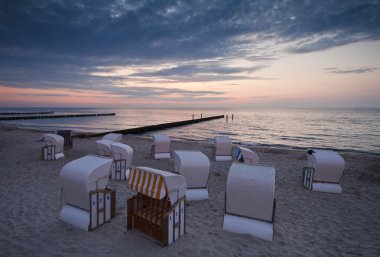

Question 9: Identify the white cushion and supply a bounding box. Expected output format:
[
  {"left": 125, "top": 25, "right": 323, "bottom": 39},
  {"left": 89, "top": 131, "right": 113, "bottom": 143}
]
[
  {"left": 154, "top": 153, "right": 171, "bottom": 159},
  {"left": 215, "top": 155, "right": 232, "bottom": 161},
  {"left": 223, "top": 214, "right": 273, "bottom": 241},
  {"left": 186, "top": 189, "right": 209, "bottom": 201}
]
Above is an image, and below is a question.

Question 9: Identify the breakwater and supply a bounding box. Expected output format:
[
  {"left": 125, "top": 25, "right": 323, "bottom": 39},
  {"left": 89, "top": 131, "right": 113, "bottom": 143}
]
[
  {"left": 0, "top": 111, "right": 54, "bottom": 115},
  {"left": 0, "top": 113, "right": 115, "bottom": 121},
  {"left": 76, "top": 115, "right": 224, "bottom": 138}
]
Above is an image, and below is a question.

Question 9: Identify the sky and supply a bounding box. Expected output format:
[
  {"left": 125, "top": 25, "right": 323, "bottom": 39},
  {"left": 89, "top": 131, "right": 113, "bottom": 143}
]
[{"left": 0, "top": 0, "right": 379, "bottom": 108}]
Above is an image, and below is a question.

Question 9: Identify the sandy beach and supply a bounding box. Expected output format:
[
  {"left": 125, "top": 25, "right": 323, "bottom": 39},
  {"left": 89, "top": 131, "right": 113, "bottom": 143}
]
[{"left": 0, "top": 126, "right": 379, "bottom": 257}]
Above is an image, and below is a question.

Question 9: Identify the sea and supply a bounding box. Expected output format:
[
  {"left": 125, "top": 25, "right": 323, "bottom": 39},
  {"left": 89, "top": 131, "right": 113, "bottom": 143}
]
[{"left": 1, "top": 107, "right": 379, "bottom": 155}]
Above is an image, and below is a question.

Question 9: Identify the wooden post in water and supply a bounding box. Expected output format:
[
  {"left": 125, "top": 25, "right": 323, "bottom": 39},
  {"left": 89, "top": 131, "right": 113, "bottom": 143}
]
[{"left": 232, "top": 114, "right": 234, "bottom": 120}]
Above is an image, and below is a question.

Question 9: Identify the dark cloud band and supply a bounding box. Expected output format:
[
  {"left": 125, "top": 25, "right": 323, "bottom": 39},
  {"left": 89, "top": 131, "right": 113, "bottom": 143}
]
[{"left": 0, "top": 0, "right": 379, "bottom": 99}]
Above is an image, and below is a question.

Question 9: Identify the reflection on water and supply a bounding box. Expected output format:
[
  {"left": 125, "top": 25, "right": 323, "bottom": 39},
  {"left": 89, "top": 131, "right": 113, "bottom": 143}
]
[{"left": 1, "top": 107, "right": 379, "bottom": 154}]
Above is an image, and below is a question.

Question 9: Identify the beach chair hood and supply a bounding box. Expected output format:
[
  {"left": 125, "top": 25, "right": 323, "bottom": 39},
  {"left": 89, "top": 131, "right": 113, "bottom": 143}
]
[
  {"left": 129, "top": 166, "right": 186, "bottom": 205},
  {"left": 111, "top": 142, "right": 133, "bottom": 161},
  {"left": 215, "top": 136, "right": 233, "bottom": 156},
  {"left": 60, "top": 155, "right": 113, "bottom": 211},
  {"left": 308, "top": 149, "right": 345, "bottom": 183},
  {"left": 43, "top": 133, "right": 64, "bottom": 154},
  {"left": 152, "top": 135, "right": 171, "bottom": 153}
]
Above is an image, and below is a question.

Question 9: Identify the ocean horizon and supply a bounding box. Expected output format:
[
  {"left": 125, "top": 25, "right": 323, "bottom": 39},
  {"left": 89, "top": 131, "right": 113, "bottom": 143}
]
[{"left": 1, "top": 107, "right": 379, "bottom": 155}]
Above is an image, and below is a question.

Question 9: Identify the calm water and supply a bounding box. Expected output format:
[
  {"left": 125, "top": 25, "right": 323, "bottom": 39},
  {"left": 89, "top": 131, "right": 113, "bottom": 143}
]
[{"left": 1, "top": 107, "right": 379, "bottom": 154}]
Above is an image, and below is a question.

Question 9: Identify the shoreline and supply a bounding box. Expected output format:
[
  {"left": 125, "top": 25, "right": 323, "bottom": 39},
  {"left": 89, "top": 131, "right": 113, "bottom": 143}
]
[
  {"left": 0, "top": 126, "right": 379, "bottom": 256},
  {"left": 1, "top": 123, "right": 379, "bottom": 157}
]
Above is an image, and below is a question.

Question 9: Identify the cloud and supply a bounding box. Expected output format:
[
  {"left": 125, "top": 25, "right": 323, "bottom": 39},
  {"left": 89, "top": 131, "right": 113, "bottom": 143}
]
[
  {"left": 107, "top": 86, "right": 225, "bottom": 97},
  {"left": 0, "top": 0, "right": 379, "bottom": 98},
  {"left": 324, "top": 67, "right": 379, "bottom": 74},
  {"left": 0, "top": 80, "right": 225, "bottom": 99},
  {"left": 2, "top": 0, "right": 379, "bottom": 61},
  {"left": 152, "top": 96, "right": 233, "bottom": 102},
  {"left": 250, "top": 96, "right": 272, "bottom": 99}
]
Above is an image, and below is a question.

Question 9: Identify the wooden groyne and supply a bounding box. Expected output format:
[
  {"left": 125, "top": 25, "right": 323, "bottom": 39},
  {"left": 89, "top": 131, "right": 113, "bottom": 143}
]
[
  {"left": 0, "top": 111, "right": 54, "bottom": 115},
  {"left": 0, "top": 113, "right": 115, "bottom": 121},
  {"left": 76, "top": 115, "right": 225, "bottom": 138}
]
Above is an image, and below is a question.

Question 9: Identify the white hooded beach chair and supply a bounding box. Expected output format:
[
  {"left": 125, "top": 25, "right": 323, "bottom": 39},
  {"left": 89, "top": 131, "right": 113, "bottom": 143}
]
[
  {"left": 59, "top": 155, "right": 115, "bottom": 231},
  {"left": 151, "top": 134, "right": 171, "bottom": 159},
  {"left": 127, "top": 167, "right": 186, "bottom": 247},
  {"left": 214, "top": 136, "right": 233, "bottom": 161},
  {"left": 96, "top": 139, "right": 114, "bottom": 156},
  {"left": 223, "top": 163, "right": 276, "bottom": 241},
  {"left": 235, "top": 146, "right": 259, "bottom": 165},
  {"left": 41, "top": 133, "right": 64, "bottom": 160},
  {"left": 303, "top": 149, "right": 345, "bottom": 193},
  {"left": 173, "top": 150, "right": 210, "bottom": 201},
  {"left": 110, "top": 142, "right": 133, "bottom": 180},
  {"left": 102, "top": 133, "right": 123, "bottom": 143}
]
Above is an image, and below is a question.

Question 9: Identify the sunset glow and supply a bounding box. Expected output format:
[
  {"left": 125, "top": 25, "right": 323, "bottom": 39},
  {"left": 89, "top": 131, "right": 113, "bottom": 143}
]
[{"left": 0, "top": 1, "right": 379, "bottom": 108}]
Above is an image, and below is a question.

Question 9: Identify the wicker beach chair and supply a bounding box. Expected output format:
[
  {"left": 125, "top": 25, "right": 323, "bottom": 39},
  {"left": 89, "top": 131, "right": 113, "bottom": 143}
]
[
  {"left": 102, "top": 133, "right": 123, "bottom": 143},
  {"left": 96, "top": 139, "right": 114, "bottom": 156},
  {"left": 235, "top": 146, "right": 259, "bottom": 165},
  {"left": 214, "top": 136, "right": 233, "bottom": 161},
  {"left": 56, "top": 130, "right": 73, "bottom": 148},
  {"left": 173, "top": 150, "right": 210, "bottom": 201},
  {"left": 41, "top": 133, "right": 65, "bottom": 160},
  {"left": 303, "top": 149, "right": 345, "bottom": 193},
  {"left": 127, "top": 167, "right": 186, "bottom": 247},
  {"left": 223, "top": 163, "right": 276, "bottom": 241},
  {"left": 59, "top": 155, "right": 115, "bottom": 231},
  {"left": 151, "top": 134, "right": 171, "bottom": 159},
  {"left": 110, "top": 142, "right": 134, "bottom": 180}
]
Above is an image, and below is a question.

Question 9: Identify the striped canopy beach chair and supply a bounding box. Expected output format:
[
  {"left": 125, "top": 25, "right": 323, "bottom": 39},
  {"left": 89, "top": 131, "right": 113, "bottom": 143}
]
[{"left": 127, "top": 167, "right": 186, "bottom": 246}]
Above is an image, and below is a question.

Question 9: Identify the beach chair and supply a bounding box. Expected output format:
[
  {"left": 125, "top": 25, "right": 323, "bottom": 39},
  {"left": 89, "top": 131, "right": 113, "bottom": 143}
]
[
  {"left": 173, "top": 150, "right": 210, "bottom": 201},
  {"left": 41, "top": 133, "right": 64, "bottom": 160},
  {"left": 96, "top": 139, "right": 114, "bottom": 156},
  {"left": 151, "top": 134, "right": 171, "bottom": 159},
  {"left": 59, "top": 155, "right": 115, "bottom": 231},
  {"left": 127, "top": 167, "right": 186, "bottom": 247},
  {"left": 235, "top": 146, "right": 259, "bottom": 165},
  {"left": 214, "top": 136, "right": 233, "bottom": 161},
  {"left": 110, "top": 142, "right": 134, "bottom": 180},
  {"left": 223, "top": 163, "right": 276, "bottom": 241},
  {"left": 102, "top": 133, "right": 123, "bottom": 143},
  {"left": 303, "top": 149, "right": 345, "bottom": 193},
  {"left": 56, "top": 130, "right": 73, "bottom": 148}
]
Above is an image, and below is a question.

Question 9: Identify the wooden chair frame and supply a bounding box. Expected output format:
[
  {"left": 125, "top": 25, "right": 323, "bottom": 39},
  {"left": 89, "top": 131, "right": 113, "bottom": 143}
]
[{"left": 127, "top": 193, "right": 185, "bottom": 247}]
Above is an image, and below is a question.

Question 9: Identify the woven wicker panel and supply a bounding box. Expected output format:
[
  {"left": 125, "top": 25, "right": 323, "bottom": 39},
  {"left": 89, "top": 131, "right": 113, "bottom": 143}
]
[
  {"left": 226, "top": 163, "right": 275, "bottom": 222},
  {"left": 152, "top": 135, "right": 171, "bottom": 153},
  {"left": 308, "top": 150, "right": 345, "bottom": 183},
  {"left": 214, "top": 136, "right": 232, "bottom": 156},
  {"left": 173, "top": 150, "right": 210, "bottom": 188}
]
